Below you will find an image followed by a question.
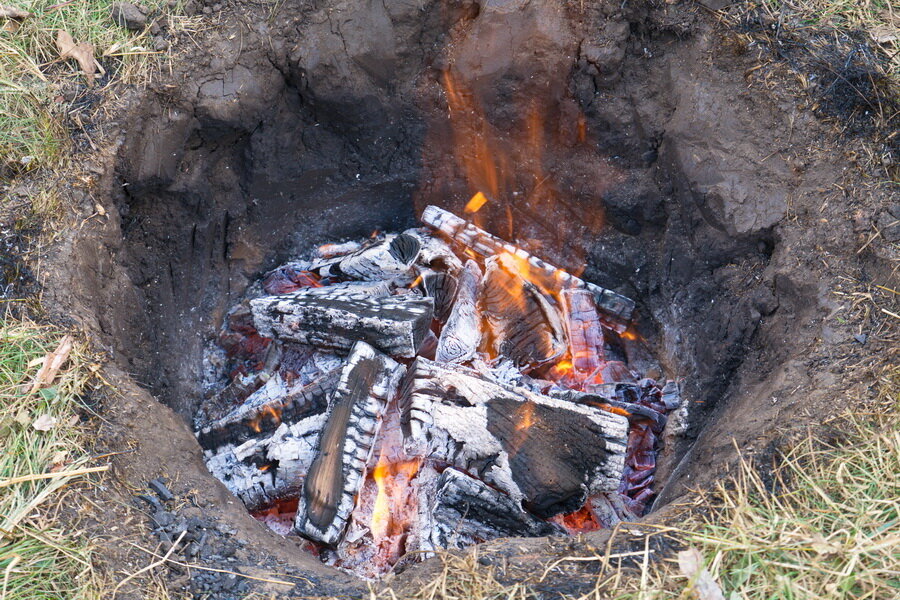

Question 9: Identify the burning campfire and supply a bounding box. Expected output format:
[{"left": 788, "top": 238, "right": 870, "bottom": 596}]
[{"left": 197, "top": 203, "right": 682, "bottom": 578}]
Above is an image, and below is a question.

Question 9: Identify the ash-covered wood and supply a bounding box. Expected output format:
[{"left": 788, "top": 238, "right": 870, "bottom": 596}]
[
  {"left": 295, "top": 342, "right": 406, "bottom": 545},
  {"left": 482, "top": 253, "right": 567, "bottom": 370},
  {"left": 398, "top": 358, "right": 628, "bottom": 518},
  {"left": 428, "top": 468, "right": 561, "bottom": 549},
  {"left": 404, "top": 228, "right": 463, "bottom": 274},
  {"left": 308, "top": 233, "right": 420, "bottom": 281},
  {"left": 197, "top": 370, "right": 340, "bottom": 451},
  {"left": 436, "top": 259, "right": 482, "bottom": 364},
  {"left": 560, "top": 288, "right": 606, "bottom": 380},
  {"left": 251, "top": 289, "right": 434, "bottom": 358},
  {"left": 421, "top": 205, "right": 635, "bottom": 330},
  {"left": 203, "top": 375, "right": 335, "bottom": 511},
  {"left": 421, "top": 271, "right": 458, "bottom": 323}
]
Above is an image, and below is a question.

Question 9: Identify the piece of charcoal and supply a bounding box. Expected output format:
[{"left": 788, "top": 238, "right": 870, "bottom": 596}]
[{"left": 149, "top": 478, "right": 174, "bottom": 502}]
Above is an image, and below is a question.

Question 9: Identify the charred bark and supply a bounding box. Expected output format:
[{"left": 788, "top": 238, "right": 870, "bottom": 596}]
[
  {"left": 251, "top": 290, "right": 434, "bottom": 358},
  {"left": 481, "top": 253, "right": 567, "bottom": 370},
  {"left": 398, "top": 358, "right": 628, "bottom": 518}
]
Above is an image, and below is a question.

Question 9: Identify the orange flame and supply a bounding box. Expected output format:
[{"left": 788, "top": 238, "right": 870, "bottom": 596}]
[
  {"left": 369, "top": 455, "right": 422, "bottom": 542},
  {"left": 464, "top": 191, "right": 489, "bottom": 214},
  {"left": 550, "top": 500, "right": 602, "bottom": 534},
  {"left": 248, "top": 404, "right": 282, "bottom": 434}
]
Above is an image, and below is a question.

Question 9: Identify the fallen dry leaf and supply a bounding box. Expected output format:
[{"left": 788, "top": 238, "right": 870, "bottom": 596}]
[
  {"left": 32, "top": 413, "right": 57, "bottom": 431},
  {"left": 0, "top": 4, "right": 31, "bottom": 19},
  {"left": 56, "top": 30, "right": 97, "bottom": 84},
  {"left": 869, "top": 25, "right": 898, "bottom": 45},
  {"left": 678, "top": 547, "right": 725, "bottom": 600},
  {"left": 29, "top": 334, "right": 74, "bottom": 394}
]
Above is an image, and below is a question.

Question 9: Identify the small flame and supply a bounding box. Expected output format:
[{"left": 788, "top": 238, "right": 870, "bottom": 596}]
[
  {"left": 621, "top": 326, "right": 641, "bottom": 341},
  {"left": 247, "top": 404, "right": 282, "bottom": 434},
  {"left": 464, "top": 191, "right": 489, "bottom": 214},
  {"left": 369, "top": 455, "right": 422, "bottom": 542},
  {"left": 515, "top": 402, "right": 536, "bottom": 432}
]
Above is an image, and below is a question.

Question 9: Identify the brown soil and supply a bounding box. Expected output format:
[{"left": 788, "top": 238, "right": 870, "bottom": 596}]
[{"left": 15, "top": 0, "right": 896, "bottom": 597}]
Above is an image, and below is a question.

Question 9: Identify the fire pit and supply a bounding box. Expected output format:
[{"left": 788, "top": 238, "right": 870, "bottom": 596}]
[
  {"left": 197, "top": 202, "right": 683, "bottom": 577},
  {"left": 42, "top": 0, "right": 839, "bottom": 595}
]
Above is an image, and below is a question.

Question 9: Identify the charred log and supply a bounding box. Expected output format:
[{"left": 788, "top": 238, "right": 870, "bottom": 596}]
[
  {"left": 420, "top": 205, "right": 635, "bottom": 330},
  {"left": 559, "top": 288, "right": 606, "bottom": 382},
  {"left": 398, "top": 358, "right": 628, "bottom": 518},
  {"left": 295, "top": 342, "right": 406, "bottom": 545},
  {"left": 428, "top": 468, "right": 561, "bottom": 549},
  {"left": 436, "top": 259, "right": 482, "bottom": 364},
  {"left": 421, "top": 271, "right": 458, "bottom": 323},
  {"left": 308, "top": 234, "right": 420, "bottom": 281},
  {"left": 198, "top": 370, "right": 340, "bottom": 451},
  {"left": 251, "top": 290, "right": 434, "bottom": 358},
  {"left": 481, "top": 253, "right": 567, "bottom": 370}
]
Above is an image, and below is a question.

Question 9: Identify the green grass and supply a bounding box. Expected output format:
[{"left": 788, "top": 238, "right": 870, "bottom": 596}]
[
  {"left": 0, "top": 0, "right": 185, "bottom": 171},
  {"left": 0, "top": 322, "right": 98, "bottom": 600}
]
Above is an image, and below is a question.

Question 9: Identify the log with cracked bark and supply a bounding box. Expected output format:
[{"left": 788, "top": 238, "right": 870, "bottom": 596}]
[
  {"left": 197, "top": 369, "right": 341, "bottom": 452},
  {"left": 398, "top": 358, "right": 628, "bottom": 518},
  {"left": 295, "top": 342, "right": 406, "bottom": 545},
  {"left": 421, "top": 467, "right": 562, "bottom": 550},
  {"left": 559, "top": 287, "right": 607, "bottom": 382},
  {"left": 308, "top": 233, "right": 421, "bottom": 281},
  {"left": 420, "top": 205, "right": 635, "bottom": 330},
  {"left": 250, "top": 289, "right": 434, "bottom": 358},
  {"left": 202, "top": 372, "right": 338, "bottom": 510}
]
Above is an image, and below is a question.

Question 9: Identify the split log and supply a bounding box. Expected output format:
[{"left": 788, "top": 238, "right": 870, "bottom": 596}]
[
  {"left": 398, "top": 358, "right": 628, "bottom": 518},
  {"left": 481, "top": 253, "right": 567, "bottom": 370},
  {"left": 420, "top": 205, "right": 635, "bottom": 330},
  {"left": 559, "top": 288, "right": 606, "bottom": 382},
  {"left": 198, "top": 369, "right": 341, "bottom": 451},
  {"left": 295, "top": 342, "right": 406, "bottom": 545},
  {"left": 426, "top": 468, "right": 561, "bottom": 550},
  {"left": 435, "top": 259, "right": 482, "bottom": 364},
  {"left": 250, "top": 289, "right": 434, "bottom": 358},
  {"left": 308, "top": 233, "right": 420, "bottom": 281}
]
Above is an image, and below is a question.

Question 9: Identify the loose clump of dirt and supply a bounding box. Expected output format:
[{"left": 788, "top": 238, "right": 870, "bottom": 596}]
[{"left": 16, "top": 0, "right": 895, "bottom": 597}]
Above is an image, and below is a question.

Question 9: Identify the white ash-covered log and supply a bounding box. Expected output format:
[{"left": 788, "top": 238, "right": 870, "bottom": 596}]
[
  {"left": 420, "top": 205, "right": 635, "bottom": 330},
  {"left": 482, "top": 253, "right": 567, "bottom": 370},
  {"left": 435, "top": 259, "right": 482, "bottom": 364},
  {"left": 308, "top": 233, "right": 421, "bottom": 280},
  {"left": 398, "top": 358, "right": 628, "bottom": 518},
  {"left": 295, "top": 342, "right": 406, "bottom": 544},
  {"left": 250, "top": 289, "right": 434, "bottom": 358},
  {"left": 197, "top": 369, "right": 340, "bottom": 451},
  {"left": 202, "top": 372, "right": 339, "bottom": 510},
  {"left": 420, "top": 467, "right": 562, "bottom": 550}
]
